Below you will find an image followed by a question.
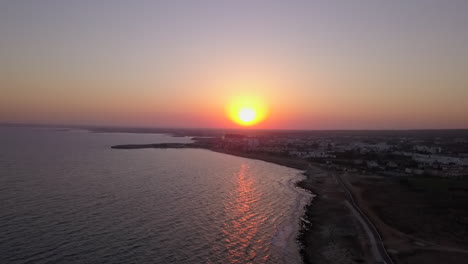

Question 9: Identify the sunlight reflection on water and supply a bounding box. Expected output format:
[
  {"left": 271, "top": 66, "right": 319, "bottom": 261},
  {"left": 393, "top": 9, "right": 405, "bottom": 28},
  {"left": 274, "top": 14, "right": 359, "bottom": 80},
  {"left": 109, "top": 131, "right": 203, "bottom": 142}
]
[{"left": 223, "top": 164, "right": 265, "bottom": 263}]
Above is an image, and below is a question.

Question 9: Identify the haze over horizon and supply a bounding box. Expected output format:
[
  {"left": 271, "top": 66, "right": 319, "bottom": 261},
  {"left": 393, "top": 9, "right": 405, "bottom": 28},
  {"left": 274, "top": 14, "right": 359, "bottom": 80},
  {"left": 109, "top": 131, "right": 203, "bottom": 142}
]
[{"left": 1, "top": 0, "right": 467, "bottom": 130}]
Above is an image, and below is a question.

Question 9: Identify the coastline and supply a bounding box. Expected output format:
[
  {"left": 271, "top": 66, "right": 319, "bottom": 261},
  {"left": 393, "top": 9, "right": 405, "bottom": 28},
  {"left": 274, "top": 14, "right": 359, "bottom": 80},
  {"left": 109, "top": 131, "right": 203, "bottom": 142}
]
[
  {"left": 112, "top": 142, "right": 372, "bottom": 263},
  {"left": 209, "top": 150, "right": 373, "bottom": 263}
]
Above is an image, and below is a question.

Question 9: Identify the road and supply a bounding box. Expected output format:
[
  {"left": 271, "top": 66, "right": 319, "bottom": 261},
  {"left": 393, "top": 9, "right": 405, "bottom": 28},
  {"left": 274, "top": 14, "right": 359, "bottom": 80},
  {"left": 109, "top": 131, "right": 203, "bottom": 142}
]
[{"left": 335, "top": 172, "right": 394, "bottom": 264}]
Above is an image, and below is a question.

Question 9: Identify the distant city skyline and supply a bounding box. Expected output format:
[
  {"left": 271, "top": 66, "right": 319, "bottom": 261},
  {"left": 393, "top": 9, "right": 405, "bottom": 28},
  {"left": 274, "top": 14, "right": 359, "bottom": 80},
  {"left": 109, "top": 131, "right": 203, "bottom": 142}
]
[{"left": 1, "top": 0, "right": 467, "bottom": 129}]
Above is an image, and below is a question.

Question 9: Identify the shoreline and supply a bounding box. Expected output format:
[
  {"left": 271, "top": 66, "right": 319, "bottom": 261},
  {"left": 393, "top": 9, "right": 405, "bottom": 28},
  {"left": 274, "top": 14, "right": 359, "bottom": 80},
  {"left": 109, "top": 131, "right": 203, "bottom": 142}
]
[
  {"left": 210, "top": 148, "right": 318, "bottom": 264},
  {"left": 112, "top": 142, "right": 372, "bottom": 263}
]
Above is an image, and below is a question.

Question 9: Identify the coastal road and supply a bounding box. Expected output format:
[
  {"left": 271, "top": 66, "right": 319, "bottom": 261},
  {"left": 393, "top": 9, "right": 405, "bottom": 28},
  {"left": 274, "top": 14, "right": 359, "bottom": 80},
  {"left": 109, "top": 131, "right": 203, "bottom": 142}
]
[{"left": 334, "top": 172, "right": 394, "bottom": 264}]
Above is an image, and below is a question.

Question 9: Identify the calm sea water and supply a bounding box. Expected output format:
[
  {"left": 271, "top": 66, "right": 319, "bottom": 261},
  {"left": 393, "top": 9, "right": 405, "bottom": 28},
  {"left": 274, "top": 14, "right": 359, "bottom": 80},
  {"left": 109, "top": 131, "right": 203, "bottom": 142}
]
[{"left": 0, "top": 127, "right": 311, "bottom": 264}]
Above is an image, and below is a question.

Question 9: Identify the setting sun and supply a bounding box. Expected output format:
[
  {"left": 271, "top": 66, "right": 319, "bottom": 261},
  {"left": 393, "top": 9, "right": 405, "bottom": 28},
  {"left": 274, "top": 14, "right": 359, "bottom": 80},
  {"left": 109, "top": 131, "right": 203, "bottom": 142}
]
[
  {"left": 226, "top": 96, "right": 269, "bottom": 127},
  {"left": 238, "top": 108, "right": 256, "bottom": 124}
]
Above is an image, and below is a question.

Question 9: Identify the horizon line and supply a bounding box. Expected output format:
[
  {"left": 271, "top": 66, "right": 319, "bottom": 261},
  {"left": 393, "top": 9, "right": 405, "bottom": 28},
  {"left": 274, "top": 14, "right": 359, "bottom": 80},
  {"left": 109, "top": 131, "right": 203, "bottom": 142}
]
[{"left": 1, "top": 122, "right": 468, "bottom": 132}]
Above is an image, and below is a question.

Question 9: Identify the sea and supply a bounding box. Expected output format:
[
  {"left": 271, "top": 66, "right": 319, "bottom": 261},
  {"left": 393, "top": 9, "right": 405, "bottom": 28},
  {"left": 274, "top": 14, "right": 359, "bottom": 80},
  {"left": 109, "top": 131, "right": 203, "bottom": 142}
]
[{"left": 0, "top": 127, "right": 312, "bottom": 264}]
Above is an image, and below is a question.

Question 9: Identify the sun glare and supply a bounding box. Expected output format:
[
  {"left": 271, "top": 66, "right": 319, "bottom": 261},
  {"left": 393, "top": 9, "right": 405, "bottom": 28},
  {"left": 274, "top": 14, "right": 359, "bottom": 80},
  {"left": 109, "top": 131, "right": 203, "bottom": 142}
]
[
  {"left": 226, "top": 96, "right": 268, "bottom": 127},
  {"left": 238, "top": 108, "right": 256, "bottom": 123}
]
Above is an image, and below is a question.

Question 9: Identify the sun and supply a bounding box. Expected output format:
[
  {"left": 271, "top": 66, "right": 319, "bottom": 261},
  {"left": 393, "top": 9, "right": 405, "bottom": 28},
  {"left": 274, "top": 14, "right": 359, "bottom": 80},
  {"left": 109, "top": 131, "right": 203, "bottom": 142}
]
[
  {"left": 238, "top": 107, "right": 256, "bottom": 123},
  {"left": 226, "top": 96, "right": 268, "bottom": 126}
]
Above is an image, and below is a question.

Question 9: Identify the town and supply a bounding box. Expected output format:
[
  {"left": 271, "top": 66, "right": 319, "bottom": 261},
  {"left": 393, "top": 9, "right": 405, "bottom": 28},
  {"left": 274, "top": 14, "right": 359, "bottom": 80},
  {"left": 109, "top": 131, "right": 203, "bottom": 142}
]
[{"left": 216, "top": 131, "right": 468, "bottom": 178}]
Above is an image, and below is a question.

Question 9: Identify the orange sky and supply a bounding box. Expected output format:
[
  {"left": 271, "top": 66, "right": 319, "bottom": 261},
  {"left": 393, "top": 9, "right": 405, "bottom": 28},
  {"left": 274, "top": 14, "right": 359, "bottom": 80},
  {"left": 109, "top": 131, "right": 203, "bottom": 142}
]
[{"left": 1, "top": 1, "right": 467, "bottom": 129}]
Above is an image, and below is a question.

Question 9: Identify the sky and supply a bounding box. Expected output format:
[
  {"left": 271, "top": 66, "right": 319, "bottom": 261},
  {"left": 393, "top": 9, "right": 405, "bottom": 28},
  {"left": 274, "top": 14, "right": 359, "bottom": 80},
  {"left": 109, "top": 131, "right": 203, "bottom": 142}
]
[{"left": 1, "top": 0, "right": 467, "bottom": 129}]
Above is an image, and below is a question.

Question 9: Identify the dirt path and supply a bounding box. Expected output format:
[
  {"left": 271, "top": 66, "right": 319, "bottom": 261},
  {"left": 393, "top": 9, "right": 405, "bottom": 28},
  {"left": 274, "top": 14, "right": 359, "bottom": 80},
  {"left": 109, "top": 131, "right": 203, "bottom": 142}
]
[{"left": 335, "top": 172, "right": 394, "bottom": 264}]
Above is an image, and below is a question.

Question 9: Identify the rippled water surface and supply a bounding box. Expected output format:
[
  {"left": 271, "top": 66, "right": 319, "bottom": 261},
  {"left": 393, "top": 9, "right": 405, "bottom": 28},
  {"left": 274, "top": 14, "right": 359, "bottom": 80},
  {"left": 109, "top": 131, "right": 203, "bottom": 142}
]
[{"left": 0, "top": 127, "right": 310, "bottom": 264}]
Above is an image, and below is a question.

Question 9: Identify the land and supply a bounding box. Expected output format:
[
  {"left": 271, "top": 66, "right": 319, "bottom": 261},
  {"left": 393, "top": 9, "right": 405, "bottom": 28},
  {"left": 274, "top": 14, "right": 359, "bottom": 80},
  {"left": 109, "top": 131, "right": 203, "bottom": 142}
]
[
  {"left": 110, "top": 128, "right": 468, "bottom": 264},
  {"left": 347, "top": 173, "right": 468, "bottom": 263}
]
